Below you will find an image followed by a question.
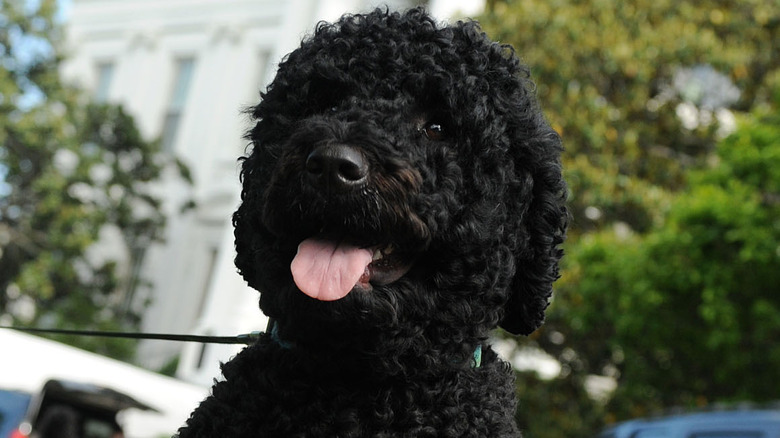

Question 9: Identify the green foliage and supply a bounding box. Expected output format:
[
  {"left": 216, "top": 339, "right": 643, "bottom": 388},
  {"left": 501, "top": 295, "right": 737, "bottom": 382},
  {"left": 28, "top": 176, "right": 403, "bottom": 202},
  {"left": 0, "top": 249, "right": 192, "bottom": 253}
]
[
  {"left": 480, "top": 0, "right": 779, "bottom": 233},
  {"left": 0, "top": 0, "right": 179, "bottom": 361},
  {"left": 560, "top": 104, "right": 780, "bottom": 419},
  {"left": 514, "top": 371, "right": 606, "bottom": 438},
  {"left": 158, "top": 354, "right": 181, "bottom": 377},
  {"left": 479, "top": 0, "right": 780, "bottom": 433}
]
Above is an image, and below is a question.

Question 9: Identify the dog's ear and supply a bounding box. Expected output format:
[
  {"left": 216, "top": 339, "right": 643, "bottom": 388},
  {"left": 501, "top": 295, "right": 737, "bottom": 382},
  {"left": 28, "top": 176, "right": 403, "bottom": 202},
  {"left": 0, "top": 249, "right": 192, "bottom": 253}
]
[
  {"left": 500, "top": 130, "right": 567, "bottom": 336},
  {"left": 445, "top": 20, "right": 567, "bottom": 335}
]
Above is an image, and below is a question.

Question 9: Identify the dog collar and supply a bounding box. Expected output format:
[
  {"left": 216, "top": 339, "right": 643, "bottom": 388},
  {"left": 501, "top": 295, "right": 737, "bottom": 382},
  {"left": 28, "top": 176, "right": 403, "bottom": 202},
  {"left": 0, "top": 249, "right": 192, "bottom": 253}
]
[
  {"left": 472, "top": 344, "right": 482, "bottom": 368},
  {"left": 270, "top": 322, "right": 294, "bottom": 350}
]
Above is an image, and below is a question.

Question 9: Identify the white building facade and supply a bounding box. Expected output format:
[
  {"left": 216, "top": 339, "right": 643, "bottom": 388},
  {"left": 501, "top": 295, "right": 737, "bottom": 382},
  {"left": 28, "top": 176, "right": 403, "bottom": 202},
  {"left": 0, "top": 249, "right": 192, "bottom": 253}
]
[{"left": 62, "top": 0, "right": 485, "bottom": 386}]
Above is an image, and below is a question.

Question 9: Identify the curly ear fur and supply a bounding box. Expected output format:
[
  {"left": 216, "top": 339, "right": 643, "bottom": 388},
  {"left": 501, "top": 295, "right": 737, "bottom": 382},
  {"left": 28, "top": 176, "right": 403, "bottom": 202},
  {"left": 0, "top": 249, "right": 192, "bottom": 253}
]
[
  {"left": 443, "top": 24, "right": 567, "bottom": 335},
  {"left": 501, "top": 127, "right": 567, "bottom": 335}
]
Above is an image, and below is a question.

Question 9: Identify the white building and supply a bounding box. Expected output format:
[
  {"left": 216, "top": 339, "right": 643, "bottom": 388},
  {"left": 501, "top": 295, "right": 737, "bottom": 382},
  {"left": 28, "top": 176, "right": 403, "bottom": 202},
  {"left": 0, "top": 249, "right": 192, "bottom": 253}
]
[{"left": 61, "top": 0, "right": 485, "bottom": 386}]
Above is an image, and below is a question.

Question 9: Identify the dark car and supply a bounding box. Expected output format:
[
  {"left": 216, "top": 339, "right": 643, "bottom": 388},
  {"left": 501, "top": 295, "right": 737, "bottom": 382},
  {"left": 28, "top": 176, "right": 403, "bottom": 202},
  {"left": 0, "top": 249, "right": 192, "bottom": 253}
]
[
  {"left": 598, "top": 409, "right": 780, "bottom": 438},
  {"left": 0, "top": 379, "right": 157, "bottom": 438}
]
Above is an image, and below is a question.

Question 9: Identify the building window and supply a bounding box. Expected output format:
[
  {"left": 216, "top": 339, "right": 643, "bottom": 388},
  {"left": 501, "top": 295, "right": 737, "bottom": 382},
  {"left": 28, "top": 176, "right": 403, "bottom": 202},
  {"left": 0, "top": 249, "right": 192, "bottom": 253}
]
[
  {"left": 122, "top": 245, "right": 146, "bottom": 319},
  {"left": 195, "top": 246, "right": 219, "bottom": 322},
  {"left": 195, "top": 336, "right": 210, "bottom": 369},
  {"left": 257, "top": 50, "right": 273, "bottom": 88},
  {"left": 160, "top": 57, "right": 196, "bottom": 152},
  {"left": 94, "top": 62, "right": 114, "bottom": 102},
  {"left": 193, "top": 246, "right": 218, "bottom": 371}
]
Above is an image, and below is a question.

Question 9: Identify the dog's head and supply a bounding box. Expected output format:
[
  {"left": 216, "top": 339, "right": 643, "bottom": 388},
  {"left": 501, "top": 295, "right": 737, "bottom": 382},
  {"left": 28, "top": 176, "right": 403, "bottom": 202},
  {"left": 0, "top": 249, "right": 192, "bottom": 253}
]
[{"left": 234, "top": 8, "right": 566, "bottom": 346}]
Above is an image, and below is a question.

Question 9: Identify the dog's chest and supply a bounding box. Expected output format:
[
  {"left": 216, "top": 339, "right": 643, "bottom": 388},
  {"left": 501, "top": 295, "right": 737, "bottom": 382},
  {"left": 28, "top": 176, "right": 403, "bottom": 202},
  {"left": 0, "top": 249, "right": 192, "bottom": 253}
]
[{"left": 214, "top": 347, "right": 521, "bottom": 437}]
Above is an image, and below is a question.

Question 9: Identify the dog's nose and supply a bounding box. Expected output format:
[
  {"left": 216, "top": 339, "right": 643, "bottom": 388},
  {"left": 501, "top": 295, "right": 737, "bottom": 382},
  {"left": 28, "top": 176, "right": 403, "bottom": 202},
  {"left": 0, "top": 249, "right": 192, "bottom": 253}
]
[{"left": 305, "top": 144, "right": 369, "bottom": 190}]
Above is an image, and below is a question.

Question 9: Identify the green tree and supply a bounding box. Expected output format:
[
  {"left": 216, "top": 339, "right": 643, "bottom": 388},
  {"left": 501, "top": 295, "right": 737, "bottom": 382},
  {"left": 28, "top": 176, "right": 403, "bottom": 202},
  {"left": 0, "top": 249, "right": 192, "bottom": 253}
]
[
  {"left": 0, "top": 0, "right": 186, "bottom": 360},
  {"left": 479, "top": 0, "right": 780, "bottom": 433},
  {"left": 514, "top": 371, "right": 606, "bottom": 438},
  {"left": 561, "top": 83, "right": 780, "bottom": 418},
  {"left": 482, "top": 0, "right": 779, "bottom": 233}
]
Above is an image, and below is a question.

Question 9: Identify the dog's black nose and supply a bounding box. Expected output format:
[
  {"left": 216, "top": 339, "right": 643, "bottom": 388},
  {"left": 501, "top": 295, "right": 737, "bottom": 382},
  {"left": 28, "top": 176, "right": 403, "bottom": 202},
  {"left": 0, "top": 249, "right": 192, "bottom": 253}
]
[{"left": 305, "top": 145, "right": 369, "bottom": 190}]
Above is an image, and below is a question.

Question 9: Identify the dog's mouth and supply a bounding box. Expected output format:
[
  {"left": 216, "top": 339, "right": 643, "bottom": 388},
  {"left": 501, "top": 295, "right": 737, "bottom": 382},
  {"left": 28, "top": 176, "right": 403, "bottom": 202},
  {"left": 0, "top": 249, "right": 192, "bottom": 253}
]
[{"left": 290, "top": 236, "right": 416, "bottom": 301}]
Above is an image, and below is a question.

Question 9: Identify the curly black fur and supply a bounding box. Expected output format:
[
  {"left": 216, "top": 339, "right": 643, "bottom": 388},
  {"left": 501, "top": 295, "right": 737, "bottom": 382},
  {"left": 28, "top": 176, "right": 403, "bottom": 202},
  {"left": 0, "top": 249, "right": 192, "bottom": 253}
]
[{"left": 178, "top": 8, "right": 566, "bottom": 438}]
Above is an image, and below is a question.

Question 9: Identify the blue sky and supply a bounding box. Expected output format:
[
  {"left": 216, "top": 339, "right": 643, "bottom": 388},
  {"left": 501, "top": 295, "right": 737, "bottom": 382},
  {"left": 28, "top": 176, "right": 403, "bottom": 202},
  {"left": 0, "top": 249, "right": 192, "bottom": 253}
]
[
  {"left": 0, "top": 0, "right": 73, "bottom": 199},
  {"left": 58, "top": 0, "right": 71, "bottom": 21}
]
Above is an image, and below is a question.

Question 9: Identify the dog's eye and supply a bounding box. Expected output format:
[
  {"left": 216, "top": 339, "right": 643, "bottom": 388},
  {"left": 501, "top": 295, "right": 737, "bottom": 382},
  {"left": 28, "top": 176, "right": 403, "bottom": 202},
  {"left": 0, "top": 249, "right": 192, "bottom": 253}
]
[{"left": 422, "top": 122, "right": 446, "bottom": 141}]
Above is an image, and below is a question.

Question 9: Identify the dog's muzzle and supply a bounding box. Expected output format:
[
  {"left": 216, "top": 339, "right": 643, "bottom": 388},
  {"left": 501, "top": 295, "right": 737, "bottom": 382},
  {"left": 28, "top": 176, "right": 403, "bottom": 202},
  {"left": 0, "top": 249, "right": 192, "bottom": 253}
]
[{"left": 305, "top": 144, "right": 369, "bottom": 192}]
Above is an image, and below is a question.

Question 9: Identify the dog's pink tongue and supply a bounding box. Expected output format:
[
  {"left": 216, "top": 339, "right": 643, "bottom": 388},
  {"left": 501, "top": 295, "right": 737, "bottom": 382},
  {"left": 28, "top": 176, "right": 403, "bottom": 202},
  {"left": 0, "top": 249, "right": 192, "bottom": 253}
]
[{"left": 291, "top": 238, "right": 373, "bottom": 301}]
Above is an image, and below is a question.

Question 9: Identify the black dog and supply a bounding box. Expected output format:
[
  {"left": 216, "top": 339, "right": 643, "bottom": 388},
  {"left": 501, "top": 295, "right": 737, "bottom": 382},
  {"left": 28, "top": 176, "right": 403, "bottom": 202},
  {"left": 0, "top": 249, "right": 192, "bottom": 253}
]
[{"left": 177, "top": 8, "right": 566, "bottom": 437}]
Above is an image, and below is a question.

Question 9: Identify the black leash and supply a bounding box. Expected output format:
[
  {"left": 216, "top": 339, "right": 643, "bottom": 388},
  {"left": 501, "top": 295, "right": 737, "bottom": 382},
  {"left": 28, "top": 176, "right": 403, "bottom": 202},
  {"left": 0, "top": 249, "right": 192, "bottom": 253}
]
[{"left": 2, "top": 326, "right": 262, "bottom": 345}]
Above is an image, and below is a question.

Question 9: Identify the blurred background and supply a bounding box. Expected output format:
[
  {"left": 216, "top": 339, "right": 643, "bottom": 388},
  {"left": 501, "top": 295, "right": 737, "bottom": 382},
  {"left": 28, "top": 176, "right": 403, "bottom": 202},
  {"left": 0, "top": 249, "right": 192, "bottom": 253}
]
[{"left": 1, "top": 0, "right": 778, "bottom": 436}]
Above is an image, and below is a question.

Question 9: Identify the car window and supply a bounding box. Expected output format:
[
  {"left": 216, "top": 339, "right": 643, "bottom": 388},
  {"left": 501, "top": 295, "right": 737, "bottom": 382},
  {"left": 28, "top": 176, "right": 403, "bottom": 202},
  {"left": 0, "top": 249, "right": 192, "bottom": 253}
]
[
  {"left": 0, "top": 390, "right": 32, "bottom": 438},
  {"left": 688, "top": 433, "right": 764, "bottom": 438},
  {"left": 84, "top": 418, "right": 119, "bottom": 438}
]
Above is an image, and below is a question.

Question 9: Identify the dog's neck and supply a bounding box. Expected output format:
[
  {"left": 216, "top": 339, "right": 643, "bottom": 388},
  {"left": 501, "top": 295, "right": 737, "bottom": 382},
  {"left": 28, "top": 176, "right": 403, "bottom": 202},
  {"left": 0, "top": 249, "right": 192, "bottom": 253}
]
[
  {"left": 267, "top": 319, "right": 483, "bottom": 370},
  {"left": 270, "top": 320, "right": 294, "bottom": 349}
]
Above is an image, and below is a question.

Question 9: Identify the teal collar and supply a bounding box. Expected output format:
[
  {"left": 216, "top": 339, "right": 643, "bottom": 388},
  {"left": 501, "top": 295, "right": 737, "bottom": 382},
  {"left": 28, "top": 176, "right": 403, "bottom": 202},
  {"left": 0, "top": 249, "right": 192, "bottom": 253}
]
[
  {"left": 472, "top": 344, "right": 482, "bottom": 368},
  {"left": 270, "top": 322, "right": 294, "bottom": 350}
]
